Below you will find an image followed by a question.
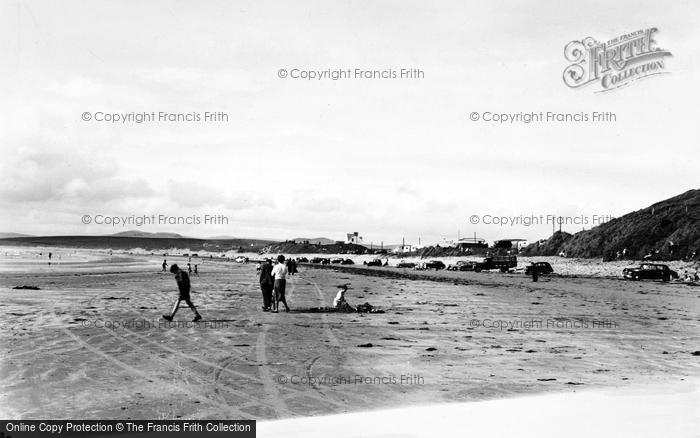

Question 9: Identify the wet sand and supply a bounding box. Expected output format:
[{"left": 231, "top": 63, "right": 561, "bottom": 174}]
[{"left": 0, "top": 249, "right": 698, "bottom": 420}]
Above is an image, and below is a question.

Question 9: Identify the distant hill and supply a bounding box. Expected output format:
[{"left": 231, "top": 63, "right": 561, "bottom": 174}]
[
  {"left": 0, "top": 232, "right": 33, "bottom": 238},
  {"left": 291, "top": 237, "right": 336, "bottom": 245},
  {"left": 522, "top": 189, "right": 700, "bottom": 260},
  {"left": 0, "top": 235, "right": 277, "bottom": 252},
  {"left": 111, "top": 230, "right": 186, "bottom": 239},
  {"left": 265, "top": 241, "right": 368, "bottom": 255}
]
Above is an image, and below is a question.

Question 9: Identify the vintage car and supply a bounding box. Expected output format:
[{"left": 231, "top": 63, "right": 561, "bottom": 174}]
[
  {"left": 396, "top": 261, "right": 417, "bottom": 269},
  {"left": 623, "top": 263, "right": 678, "bottom": 281},
  {"left": 471, "top": 256, "right": 517, "bottom": 272},
  {"left": 234, "top": 256, "right": 249, "bottom": 263},
  {"left": 341, "top": 259, "right": 355, "bottom": 265},
  {"left": 364, "top": 259, "right": 383, "bottom": 267},
  {"left": 423, "top": 260, "right": 446, "bottom": 270},
  {"left": 525, "top": 262, "right": 554, "bottom": 275},
  {"left": 447, "top": 260, "right": 477, "bottom": 271}
]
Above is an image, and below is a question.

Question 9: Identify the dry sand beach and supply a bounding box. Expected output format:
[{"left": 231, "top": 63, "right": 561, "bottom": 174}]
[{"left": 0, "top": 248, "right": 699, "bottom": 431}]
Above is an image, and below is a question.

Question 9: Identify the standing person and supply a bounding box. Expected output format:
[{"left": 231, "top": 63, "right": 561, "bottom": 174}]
[
  {"left": 259, "top": 258, "right": 274, "bottom": 311},
  {"left": 162, "top": 259, "right": 168, "bottom": 272},
  {"left": 194, "top": 264, "right": 199, "bottom": 276},
  {"left": 163, "top": 264, "right": 202, "bottom": 322},
  {"left": 187, "top": 263, "right": 192, "bottom": 274},
  {"left": 271, "top": 255, "right": 290, "bottom": 313}
]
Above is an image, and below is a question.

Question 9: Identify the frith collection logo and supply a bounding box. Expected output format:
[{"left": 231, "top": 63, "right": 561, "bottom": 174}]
[{"left": 563, "top": 28, "right": 672, "bottom": 92}]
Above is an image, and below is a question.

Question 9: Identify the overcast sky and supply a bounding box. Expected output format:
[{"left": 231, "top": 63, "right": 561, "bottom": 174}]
[{"left": 0, "top": 0, "right": 698, "bottom": 244}]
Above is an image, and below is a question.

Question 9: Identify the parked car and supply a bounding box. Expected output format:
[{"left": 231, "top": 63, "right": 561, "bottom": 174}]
[
  {"left": 623, "top": 263, "right": 678, "bottom": 281},
  {"left": 424, "top": 260, "right": 446, "bottom": 270},
  {"left": 525, "top": 262, "right": 554, "bottom": 275},
  {"left": 234, "top": 256, "right": 249, "bottom": 263},
  {"left": 297, "top": 257, "right": 309, "bottom": 263},
  {"left": 341, "top": 259, "right": 355, "bottom": 265},
  {"left": 447, "top": 260, "right": 477, "bottom": 271},
  {"left": 310, "top": 257, "right": 325, "bottom": 264},
  {"left": 472, "top": 256, "right": 517, "bottom": 272},
  {"left": 330, "top": 257, "right": 344, "bottom": 264},
  {"left": 396, "top": 261, "right": 417, "bottom": 269},
  {"left": 364, "top": 259, "right": 383, "bottom": 267}
]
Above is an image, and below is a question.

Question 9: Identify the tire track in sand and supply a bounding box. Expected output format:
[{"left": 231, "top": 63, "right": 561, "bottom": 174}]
[
  {"left": 298, "top": 274, "right": 341, "bottom": 348},
  {"left": 87, "top": 286, "right": 294, "bottom": 417},
  {"left": 255, "top": 324, "right": 290, "bottom": 417},
  {"left": 57, "top": 326, "right": 243, "bottom": 417}
]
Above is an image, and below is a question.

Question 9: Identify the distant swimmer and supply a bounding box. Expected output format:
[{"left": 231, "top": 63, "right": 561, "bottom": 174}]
[
  {"left": 162, "top": 264, "right": 202, "bottom": 322},
  {"left": 271, "top": 255, "right": 290, "bottom": 313},
  {"left": 162, "top": 259, "right": 168, "bottom": 272}
]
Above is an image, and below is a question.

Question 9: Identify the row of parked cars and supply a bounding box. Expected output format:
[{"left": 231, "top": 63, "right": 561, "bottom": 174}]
[
  {"left": 360, "top": 256, "right": 554, "bottom": 275},
  {"left": 301, "top": 256, "right": 681, "bottom": 282},
  {"left": 309, "top": 257, "right": 354, "bottom": 265}
]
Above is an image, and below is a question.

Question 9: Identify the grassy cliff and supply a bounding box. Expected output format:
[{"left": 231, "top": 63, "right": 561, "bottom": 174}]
[{"left": 522, "top": 189, "right": 700, "bottom": 260}]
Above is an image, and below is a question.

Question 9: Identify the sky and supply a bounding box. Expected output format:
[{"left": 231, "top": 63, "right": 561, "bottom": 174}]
[{"left": 0, "top": 0, "right": 698, "bottom": 245}]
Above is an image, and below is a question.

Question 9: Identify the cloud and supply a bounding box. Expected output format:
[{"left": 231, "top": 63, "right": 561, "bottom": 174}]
[
  {"left": 166, "top": 180, "right": 275, "bottom": 210},
  {"left": 0, "top": 145, "right": 155, "bottom": 204}
]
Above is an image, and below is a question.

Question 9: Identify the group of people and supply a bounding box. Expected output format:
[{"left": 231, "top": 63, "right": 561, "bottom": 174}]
[
  {"left": 681, "top": 270, "right": 700, "bottom": 282},
  {"left": 160, "top": 254, "right": 301, "bottom": 321},
  {"left": 257, "top": 255, "right": 292, "bottom": 312},
  {"left": 162, "top": 259, "right": 198, "bottom": 275}
]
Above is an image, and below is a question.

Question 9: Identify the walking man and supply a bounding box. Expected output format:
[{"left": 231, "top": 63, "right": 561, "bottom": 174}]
[
  {"left": 259, "top": 258, "right": 274, "bottom": 311},
  {"left": 162, "top": 259, "right": 168, "bottom": 272},
  {"left": 163, "top": 264, "right": 202, "bottom": 322},
  {"left": 271, "top": 255, "right": 290, "bottom": 313}
]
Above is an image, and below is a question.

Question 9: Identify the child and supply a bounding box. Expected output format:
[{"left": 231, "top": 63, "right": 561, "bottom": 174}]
[
  {"left": 333, "top": 284, "right": 352, "bottom": 311},
  {"left": 163, "top": 264, "right": 202, "bottom": 322},
  {"left": 271, "top": 255, "right": 290, "bottom": 313}
]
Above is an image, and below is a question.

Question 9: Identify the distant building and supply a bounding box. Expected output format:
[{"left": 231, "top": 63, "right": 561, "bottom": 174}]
[
  {"left": 493, "top": 239, "right": 528, "bottom": 250},
  {"left": 457, "top": 237, "right": 487, "bottom": 250},
  {"left": 439, "top": 238, "right": 458, "bottom": 248},
  {"left": 392, "top": 244, "right": 414, "bottom": 254},
  {"left": 346, "top": 232, "right": 363, "bottom": 245}
]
